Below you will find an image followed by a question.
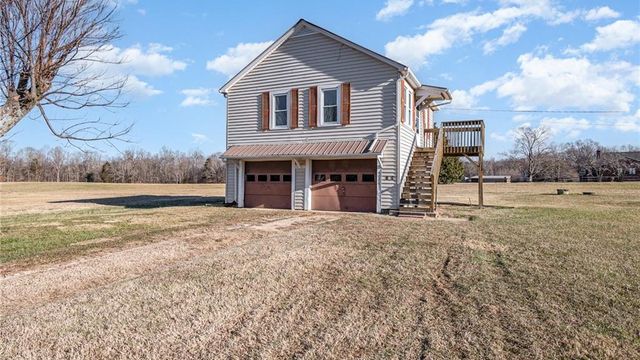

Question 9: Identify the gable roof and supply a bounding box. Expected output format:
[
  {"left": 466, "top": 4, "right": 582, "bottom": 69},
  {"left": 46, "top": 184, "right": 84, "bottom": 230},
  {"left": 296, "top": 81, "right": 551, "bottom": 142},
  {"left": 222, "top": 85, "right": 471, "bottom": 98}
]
[{"left": 219, "top": 19, "right": 419, "bottom": 94}]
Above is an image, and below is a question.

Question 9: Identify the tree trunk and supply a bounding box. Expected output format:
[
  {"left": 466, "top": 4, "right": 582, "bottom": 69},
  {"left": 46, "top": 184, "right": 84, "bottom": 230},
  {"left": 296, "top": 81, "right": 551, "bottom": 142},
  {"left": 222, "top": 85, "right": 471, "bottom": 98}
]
[{"left": 1, "top": 102, "right": 32, "bottom": 138}]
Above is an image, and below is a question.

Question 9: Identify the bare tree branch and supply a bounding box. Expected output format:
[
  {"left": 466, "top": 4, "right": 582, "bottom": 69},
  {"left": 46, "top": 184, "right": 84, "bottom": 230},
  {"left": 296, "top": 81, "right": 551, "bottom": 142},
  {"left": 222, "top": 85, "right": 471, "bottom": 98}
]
[{"left": 0, "top": 0, "right": 130, "bottom": 146}]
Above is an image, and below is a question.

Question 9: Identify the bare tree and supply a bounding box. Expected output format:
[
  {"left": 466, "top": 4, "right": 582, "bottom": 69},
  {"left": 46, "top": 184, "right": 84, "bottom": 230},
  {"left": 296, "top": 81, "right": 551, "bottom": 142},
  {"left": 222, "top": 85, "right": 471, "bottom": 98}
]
[
  {"left": 48, "top": 146, "right": 65, "bottom": 181},
  {"left": 563, "top": 139, "right": 599, "bottom": 179},
  {"left": 509, "top": 126, "right": 552, "bottom": 182},
  {"left": 0, "top": 0, "right": 130, "bottom": 144}
]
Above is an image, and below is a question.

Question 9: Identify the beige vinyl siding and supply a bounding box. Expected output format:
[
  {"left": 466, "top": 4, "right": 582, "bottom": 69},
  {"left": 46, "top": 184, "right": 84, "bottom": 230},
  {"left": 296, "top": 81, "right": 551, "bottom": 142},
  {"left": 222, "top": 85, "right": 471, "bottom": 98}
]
[
  {"left": 226, "top": 31, "right": 398, "bottom": 145},
  {"left": 378, "top": 126, "right": 398, "bottom": 209},
  {"left": 225, "top": 160, "right": 237, "bottom": 203},
  {"left": 293, "top": 162, "right": 305, "bottom": 210},
  {"left": 398, "top": 124, "right": 417, "bottom": 201}
]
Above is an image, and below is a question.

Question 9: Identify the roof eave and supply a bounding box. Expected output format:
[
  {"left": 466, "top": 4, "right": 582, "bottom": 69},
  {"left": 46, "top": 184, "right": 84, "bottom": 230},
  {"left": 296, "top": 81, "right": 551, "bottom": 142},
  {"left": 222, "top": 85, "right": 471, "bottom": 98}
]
[{"left": 402, "top": 68, "right": 421, "bottom": 89}]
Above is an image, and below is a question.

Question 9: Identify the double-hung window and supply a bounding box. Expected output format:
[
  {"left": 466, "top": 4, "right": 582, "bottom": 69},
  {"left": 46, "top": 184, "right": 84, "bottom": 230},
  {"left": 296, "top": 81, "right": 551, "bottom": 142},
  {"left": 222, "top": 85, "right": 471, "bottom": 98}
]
[
  {"left": 271, "top": 92, "right": 289, "bottom": 129},
  {"left": 320, "top": 86, "right": 340, "bottom": 126}
]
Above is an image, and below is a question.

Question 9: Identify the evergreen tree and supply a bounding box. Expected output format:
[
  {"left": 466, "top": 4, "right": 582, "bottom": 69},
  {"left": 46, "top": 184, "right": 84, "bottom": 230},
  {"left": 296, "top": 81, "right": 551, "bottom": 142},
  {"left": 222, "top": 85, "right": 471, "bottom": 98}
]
[
  {"left": 100, "top": 161, "right": 115, "bottom": 183},
  {"left": 201, "top": 157, "right": 216, "bottom": 183},
  {"left": 439, "top": 157, "right": 465, "bottom": 184}
]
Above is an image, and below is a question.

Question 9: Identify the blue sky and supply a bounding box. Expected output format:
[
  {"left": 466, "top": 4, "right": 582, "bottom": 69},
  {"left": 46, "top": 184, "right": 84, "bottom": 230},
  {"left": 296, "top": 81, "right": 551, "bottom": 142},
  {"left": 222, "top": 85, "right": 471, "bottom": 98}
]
[{"left": 7, "top": 0, "right": 640, "bottom": 157}]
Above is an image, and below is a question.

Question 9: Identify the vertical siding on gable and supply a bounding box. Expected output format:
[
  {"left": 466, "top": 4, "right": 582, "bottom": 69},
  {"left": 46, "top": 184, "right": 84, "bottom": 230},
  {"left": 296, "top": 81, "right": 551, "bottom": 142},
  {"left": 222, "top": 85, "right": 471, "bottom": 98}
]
[
  {"left": 225, "top": 160, "right": 237, "bottom": 203},
  {"left": 398, "top": 124, "right": 417, "bottom": 201},
  {"left": 226, "top": 32, "right": 398, "bottom": 145},
  {"left": 293, "top": 162, "right": 305, "bottom": 210}
]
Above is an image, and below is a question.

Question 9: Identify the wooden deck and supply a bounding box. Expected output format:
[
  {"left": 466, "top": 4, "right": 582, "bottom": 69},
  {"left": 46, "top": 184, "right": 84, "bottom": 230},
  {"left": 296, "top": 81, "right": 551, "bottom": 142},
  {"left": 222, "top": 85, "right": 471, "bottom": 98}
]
[{"left": 424, "top": 120, "right": 484, "bottom": 156}]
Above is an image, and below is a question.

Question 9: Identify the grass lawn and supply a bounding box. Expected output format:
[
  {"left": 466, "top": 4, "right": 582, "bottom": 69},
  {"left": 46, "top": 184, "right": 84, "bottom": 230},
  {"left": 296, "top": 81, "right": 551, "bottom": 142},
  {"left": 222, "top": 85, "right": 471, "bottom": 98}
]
[{"left": 1, "top": 181, "right": 639, "bottom": 358}]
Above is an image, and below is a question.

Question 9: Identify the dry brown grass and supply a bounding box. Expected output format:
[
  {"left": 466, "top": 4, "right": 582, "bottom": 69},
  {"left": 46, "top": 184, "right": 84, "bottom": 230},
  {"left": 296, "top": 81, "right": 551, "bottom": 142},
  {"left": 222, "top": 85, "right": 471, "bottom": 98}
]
[{"left": 1, "top": 182, "right": 639, "bottom": 359}]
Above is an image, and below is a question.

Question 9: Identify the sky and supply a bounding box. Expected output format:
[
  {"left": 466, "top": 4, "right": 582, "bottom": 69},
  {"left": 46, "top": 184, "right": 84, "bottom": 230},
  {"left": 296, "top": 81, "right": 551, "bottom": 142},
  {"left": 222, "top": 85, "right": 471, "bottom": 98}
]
[{"left": 7, "top": 0, "right": 640, "bottom": 158}]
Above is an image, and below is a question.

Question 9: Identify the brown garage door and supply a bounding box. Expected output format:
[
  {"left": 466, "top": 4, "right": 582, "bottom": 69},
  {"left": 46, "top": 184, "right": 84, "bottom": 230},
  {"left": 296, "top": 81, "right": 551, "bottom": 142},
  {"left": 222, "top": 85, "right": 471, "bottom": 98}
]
[
  {"left": 312, "top": 159, "right": 377, "bottom": 212},
  {"left": 245, "top": 161, "right": 291, "bottom": 209}
]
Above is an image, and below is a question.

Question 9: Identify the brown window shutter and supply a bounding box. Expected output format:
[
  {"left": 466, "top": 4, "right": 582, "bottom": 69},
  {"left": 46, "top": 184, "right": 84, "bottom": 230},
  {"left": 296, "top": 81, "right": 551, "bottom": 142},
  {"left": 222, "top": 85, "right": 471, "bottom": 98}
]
[
  {"left": 309, "top": 86, "right": 318, "bottom": 128},
  {"left": 290, "top": 88, "right": 298, "bottom": 129},
  {"left": 261, "top": 92, "right": 270, "bottom": 131},
  {"left": 341, "top": 83, "right": 351, "bottom": 125},
  {"left": 400, "top": 81, "right": 405, "bottom": 124}
]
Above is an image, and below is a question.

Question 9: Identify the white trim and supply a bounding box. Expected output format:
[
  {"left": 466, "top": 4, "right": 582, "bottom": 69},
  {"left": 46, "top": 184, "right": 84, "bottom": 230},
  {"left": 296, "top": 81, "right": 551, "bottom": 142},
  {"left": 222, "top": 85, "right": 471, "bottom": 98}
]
[
  {"left": 238, "top": 160, "right": 245, "bottom": 207},
  {"left": 403, "top": 85, "right": 414, "bottom": 130},
  {"left": 304, "top": 159, "right": 312, "bottom": 210},
  {"left": 226, "top": 154, "right": 382, "bottom": 161},
  {"left": 376, "top": 156, "right": 382, "bottom": 213},
  {"left": 396, "top": 77, "right": 402, "bottom": 208},
  {"left": 318, "top": 84, "right": 341, "bottom": 127},
  {"left": 291, "top": 160, "right": 296, "bottom": 210},
  {"left": 270, "top": 91, "right": 290, "bottom": 130},
  {"left": 219, "top": 19, "right": 408, "bottom": 94},
  {"left": 403, "top": 68, "right": 421, "bottom": 89}
]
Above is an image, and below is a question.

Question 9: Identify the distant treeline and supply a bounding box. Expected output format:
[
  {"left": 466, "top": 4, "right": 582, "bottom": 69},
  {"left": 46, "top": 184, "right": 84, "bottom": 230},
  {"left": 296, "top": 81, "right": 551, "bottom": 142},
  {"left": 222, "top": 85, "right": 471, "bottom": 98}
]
[
  {"left": 0, "top": 143, "right": 225, "bottom": 184},
  {"left": 464, "top": 138, "right": 639, "bottom": 182}
]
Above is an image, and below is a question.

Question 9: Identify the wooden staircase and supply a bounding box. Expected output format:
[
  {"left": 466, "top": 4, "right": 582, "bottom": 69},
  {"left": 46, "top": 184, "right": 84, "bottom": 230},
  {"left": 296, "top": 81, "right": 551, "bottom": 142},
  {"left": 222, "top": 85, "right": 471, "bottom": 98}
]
[
  {"left": 397, "top": 148, "right": 438, "bottom": 218},
  {"left": 391, "top": 120, "right": 485, "bottom": 219}
]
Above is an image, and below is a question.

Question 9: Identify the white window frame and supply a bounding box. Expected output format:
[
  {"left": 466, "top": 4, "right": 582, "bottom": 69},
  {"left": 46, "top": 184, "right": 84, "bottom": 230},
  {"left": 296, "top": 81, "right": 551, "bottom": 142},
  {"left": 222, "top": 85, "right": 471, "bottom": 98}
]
[
  {"left": 270, "top": 91, "right": 290, "bottom": 130},
  {"left": 630, "top": 167, "right": 637, "bottom": 175},
  {"left": 319, "top": 85, "right": 341, "bottom": 127},
  {"left": 404, "top": 86, "right": 413, "bottom": 128}
]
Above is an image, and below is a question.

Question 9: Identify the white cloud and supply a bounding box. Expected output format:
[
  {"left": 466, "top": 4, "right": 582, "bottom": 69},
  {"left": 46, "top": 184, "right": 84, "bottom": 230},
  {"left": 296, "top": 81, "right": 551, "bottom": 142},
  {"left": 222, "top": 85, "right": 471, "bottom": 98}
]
[
  {"left": 512, "top": 114, "right": 531, "bottom": 123},
  {"left": 111, "top": 44, "right": 187, "bottom": 76},
  {"left": 191, "top": 133, "right": 209, "bottom": 144},
  {"left": 124, "top": 75, "right": 162, "bottom": 97},
  {"left": 384, "top": 0, "right": 576, "bottom": 68},
  {"left": 540, "top": 117, "right": 591, "bottom": 138},
  {"left": 450, "top": 89, "right": 476, "bottom": 108},
  {"left": 483, "top": 23, "right": 527, "bottom": 54},
  {"left": 376, "top": 0, "right": 414, "bottom": 21},
  {"left": 580, "top": 20, "right": 640, "bottom": 52},
  {"left": 489, "top": 125, "right": 526, "bottom": 142},
  {"left": 583, "top": 6, "right": 620, "bottom": 21},
  {"left": 180, "top": 88, "right": 214, "bottom": 107},
  {"left": 614, "top": 109, "right": 640, "bottom": 133},
  {"left": 442, "top": 0, "right": 467, "bottom": 4},
  {"left": 206, "top": 41, "right": 273, "bottom": 77},
  {"left": 65, "top": 43, "right": 186, "bottom": 98},
  {"left": 471, "top": 53, "right": 638, "bottom": 112},
  {"left": 137, "top": 8, "right": 146, "bottom": 16}
]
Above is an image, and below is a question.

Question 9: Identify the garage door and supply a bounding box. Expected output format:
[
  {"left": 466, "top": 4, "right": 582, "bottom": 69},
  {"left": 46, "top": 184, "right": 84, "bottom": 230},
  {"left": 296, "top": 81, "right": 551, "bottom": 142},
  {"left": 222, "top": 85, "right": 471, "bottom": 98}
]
[
  {"left": 244, "top": 161, "right": 291, "bottom": 209},
  {"left": 312, "top": 159, "right": 377, "bottom": 212}
]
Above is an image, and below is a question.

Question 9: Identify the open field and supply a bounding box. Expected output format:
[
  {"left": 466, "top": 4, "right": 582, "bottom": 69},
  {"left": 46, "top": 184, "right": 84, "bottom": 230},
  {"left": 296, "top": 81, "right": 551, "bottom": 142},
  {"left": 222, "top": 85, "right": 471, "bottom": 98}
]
[{"left": 1, "top": 182, "right": 639, "bottom": 358}]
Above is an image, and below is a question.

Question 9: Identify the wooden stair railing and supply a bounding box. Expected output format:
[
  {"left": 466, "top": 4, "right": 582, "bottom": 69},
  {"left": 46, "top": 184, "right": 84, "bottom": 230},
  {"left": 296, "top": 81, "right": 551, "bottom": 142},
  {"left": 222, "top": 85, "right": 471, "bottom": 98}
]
[{"left": 429, "top": 126, "right": 444, "bottom": 212}]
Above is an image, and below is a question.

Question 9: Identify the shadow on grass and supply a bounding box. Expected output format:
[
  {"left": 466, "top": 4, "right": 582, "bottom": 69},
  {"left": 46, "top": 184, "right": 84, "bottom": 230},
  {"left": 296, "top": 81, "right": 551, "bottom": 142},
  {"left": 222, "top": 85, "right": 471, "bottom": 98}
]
[
  {"left": 50, "top": 195, "right": 224, "bottom": 209},
  {"left": 438, "top": 201, "right": 514, "bottom": 209}
]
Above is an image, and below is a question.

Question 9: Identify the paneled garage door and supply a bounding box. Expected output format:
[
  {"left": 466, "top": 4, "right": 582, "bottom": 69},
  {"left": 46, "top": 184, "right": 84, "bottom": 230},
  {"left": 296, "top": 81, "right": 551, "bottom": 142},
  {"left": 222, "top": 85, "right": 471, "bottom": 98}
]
[
  {"left": 312, "top": 159, "right": 377, "bottom": 212},
  {"left": 244, "top": 161, "right": 291, "bottom": 209}
]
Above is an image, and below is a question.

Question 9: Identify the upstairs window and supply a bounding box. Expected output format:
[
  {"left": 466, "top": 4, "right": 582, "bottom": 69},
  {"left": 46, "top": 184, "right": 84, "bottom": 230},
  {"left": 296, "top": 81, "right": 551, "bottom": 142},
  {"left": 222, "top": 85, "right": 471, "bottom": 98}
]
[
  {"left": 271, "top": 92, "right": 289, "bottom": 129},
  {"left": 320, "top": 86, "right": 340, "bottom": 126}
]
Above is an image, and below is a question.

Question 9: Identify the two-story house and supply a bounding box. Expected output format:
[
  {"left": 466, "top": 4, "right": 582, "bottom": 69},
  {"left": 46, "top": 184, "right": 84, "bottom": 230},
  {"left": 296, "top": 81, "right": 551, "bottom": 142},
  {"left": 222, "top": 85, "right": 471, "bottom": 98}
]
[{"left": 220, "top": 19, "right": 455, "bottom": 214}]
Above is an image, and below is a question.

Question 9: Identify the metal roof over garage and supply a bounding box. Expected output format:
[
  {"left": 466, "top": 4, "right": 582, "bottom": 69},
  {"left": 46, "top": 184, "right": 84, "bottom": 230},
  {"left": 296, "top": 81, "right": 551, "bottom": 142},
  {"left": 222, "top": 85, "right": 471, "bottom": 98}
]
[{"left": 221, "top": 139, "right": 387, "bottom": 159}]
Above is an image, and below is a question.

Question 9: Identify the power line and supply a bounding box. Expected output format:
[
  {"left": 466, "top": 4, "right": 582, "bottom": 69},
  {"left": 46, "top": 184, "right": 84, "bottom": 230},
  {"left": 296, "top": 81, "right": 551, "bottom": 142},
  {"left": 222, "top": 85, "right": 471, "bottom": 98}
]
[{"left": 443, "top": 108, "right": 627, "bottom": 114}]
